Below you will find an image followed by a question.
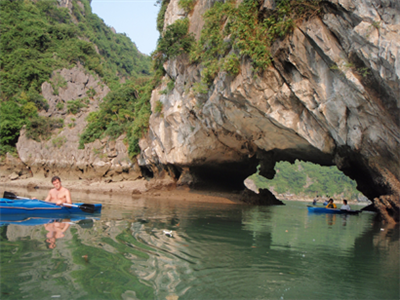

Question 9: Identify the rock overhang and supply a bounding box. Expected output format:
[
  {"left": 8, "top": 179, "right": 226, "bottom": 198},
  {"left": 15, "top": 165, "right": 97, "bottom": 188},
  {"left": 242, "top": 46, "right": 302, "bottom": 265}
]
[{"left": 140, "top": 0, "right": 400, "bottom": 222}]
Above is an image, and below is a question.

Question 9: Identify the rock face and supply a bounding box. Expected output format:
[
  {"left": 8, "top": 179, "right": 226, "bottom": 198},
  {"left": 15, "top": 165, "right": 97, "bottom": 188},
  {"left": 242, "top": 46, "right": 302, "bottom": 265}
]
[
  {"left": 140, "top": 0, "right": 400, "bottom": 221},
  {"left": 0, "top": 153, "right": 32, "bottom": 181},
  {"left": 16, "top": 66, "right": 141, "bottom": 182}
]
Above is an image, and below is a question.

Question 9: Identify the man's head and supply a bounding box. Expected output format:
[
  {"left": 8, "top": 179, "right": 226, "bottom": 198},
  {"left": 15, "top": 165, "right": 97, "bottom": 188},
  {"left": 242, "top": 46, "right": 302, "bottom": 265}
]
[
  {"left": 51, "top": 176, "right": 61, "bottom": 183},
  {"left": 343, "top": 199, "right": 348, "bottom": 205},
  {"left": 46, "top": 238, "right": 56, "bottom": 249},
  {"left": 51, "top": 176, "right": 62, "bottom": 190},
  {"left": 329, "top": 198, "right": 334, "bottom": 203}
]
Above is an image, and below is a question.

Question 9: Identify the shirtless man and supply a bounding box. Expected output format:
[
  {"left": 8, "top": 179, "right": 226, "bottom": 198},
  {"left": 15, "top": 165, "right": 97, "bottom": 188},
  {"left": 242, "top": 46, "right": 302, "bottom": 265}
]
[{"left": 45, "top": 176, "right": 72, "bottom": 206}]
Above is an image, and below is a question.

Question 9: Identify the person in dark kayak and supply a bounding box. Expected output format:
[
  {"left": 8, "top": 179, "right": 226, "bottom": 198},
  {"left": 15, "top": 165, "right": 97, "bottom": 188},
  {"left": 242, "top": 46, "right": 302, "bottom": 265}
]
[
  {"left": 44, "top": 176, "right": 72, "bottom": 206},
  {"left": 325, "top": 198, "right": 337, "bottom": 209},
  {"left": 340, "top": 199, "right": 351, "bottom": 211}
]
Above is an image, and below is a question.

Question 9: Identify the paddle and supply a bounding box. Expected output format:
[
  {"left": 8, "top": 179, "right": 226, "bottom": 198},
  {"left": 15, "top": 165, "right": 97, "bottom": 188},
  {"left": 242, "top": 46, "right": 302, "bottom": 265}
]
[
  {"left": 3, "top": 191, "right": 96, "bottom": 213},
  {"left": 62, "top": 203, "right": 96, "bottom": 213},
  {"left": 3, "top": 191, "right": 30, "bottom": 200}
]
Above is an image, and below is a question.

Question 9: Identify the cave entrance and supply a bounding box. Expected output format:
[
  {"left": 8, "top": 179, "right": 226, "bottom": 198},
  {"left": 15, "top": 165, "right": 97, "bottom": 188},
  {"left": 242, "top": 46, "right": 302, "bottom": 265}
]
[
  {"left": 246, "top": 160, "right": 366, "bottom": 202},
  {"left": 189, "top": 159, "right": 258, "bottom": 192}
]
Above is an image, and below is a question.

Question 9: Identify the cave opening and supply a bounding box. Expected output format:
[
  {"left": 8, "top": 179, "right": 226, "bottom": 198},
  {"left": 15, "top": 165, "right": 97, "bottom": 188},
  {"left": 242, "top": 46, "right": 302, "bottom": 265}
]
[
  {"left": 188, "top": 158, "right": 259, "bottom": 192},
  {"left": 140, "top": 165, "right": 154, "bottom": 180},
  {"left": 246, "top": 160, "right": 365, "bottom": 202}
]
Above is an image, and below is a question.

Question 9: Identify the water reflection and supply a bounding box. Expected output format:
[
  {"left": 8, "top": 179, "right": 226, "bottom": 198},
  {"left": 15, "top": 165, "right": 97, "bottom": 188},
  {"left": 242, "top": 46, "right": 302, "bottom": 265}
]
[
  {"left": 44, "top": 221, "right": 70, "bottom": 249},
  {"left": 326, "top": 213, "right": 336, "bottom": 225},
  {"left": 0, "top": 192, "right": 398, "bottom": 300}
]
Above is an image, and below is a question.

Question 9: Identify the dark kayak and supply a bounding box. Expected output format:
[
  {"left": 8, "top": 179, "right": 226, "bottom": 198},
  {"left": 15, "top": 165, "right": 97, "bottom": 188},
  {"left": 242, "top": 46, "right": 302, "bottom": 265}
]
[
  {"left": 0, "top": 198, "right": 102, "bottom": 215},
  {"left": 307, "top": 205, "right": 361, "bottom": 215}
]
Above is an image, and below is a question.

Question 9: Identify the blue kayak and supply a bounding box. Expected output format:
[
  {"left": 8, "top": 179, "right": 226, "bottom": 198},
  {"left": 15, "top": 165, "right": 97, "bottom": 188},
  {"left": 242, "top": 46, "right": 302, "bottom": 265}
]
[
  {"left": 307, "top": 205, "right": 361, "bottom": 215},
  {"left": 0, "top": 198, "right": 102, "bottom": 215}
]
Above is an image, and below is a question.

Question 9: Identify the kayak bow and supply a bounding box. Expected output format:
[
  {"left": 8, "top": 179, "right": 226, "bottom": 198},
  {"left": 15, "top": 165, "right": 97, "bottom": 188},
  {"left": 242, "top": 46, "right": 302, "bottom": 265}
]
[{"left": 307, "top": 205, "right": 361, "bottom": 215}]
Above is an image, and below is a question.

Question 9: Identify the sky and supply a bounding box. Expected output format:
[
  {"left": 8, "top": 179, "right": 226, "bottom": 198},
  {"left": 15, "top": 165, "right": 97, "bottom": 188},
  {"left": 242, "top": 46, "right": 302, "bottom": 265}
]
[{"left": 91, "top": 0, "right": 160, "bottom": 55}]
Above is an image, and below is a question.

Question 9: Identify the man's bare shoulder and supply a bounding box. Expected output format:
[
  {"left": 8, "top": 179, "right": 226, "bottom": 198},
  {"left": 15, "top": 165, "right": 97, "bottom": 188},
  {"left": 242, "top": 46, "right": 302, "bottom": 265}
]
[
  {"left": 49, "top": 188, "right": 58, "bottom": 194},
  {"left": 60, "top": 186, "right": 70, "bottom": 193}
]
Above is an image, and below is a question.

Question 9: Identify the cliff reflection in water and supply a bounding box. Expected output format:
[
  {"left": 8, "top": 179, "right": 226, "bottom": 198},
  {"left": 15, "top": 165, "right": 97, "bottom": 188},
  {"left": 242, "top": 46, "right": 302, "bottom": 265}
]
[{"left": 1, "top": 199, "right": 399, "bottom": 299}]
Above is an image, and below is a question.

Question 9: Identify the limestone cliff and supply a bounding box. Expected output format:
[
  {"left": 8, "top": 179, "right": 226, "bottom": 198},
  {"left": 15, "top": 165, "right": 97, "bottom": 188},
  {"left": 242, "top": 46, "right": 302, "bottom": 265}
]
[
  {"left": 0, "top": 0, "right": 149, "bottom": 184},
  {"left": 15, "top": 66, "right": 141, "bottom": 182},
  {"left": 140, "top": 0, "right": 400, "bottom": 221}
]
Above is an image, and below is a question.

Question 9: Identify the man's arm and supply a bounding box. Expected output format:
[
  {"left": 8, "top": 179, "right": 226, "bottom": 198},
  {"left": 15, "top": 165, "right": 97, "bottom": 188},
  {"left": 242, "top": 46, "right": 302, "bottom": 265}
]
[
  {"left": 44, "top": 191, "right": 52, "bottom": 202},
  {"left": 65, "top": 189, "right": 72, "bottom": 204},
  {"left": 61, "top": 223, "right": 70, "bottom": 232}
]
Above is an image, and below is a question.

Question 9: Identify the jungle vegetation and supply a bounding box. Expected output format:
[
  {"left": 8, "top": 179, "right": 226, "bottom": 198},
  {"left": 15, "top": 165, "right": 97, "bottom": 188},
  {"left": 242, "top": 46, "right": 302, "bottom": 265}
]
[
  {"left": 152, "top": 0, "right": 322, "bottom": 87},
  {"left": 0, "top": 0, "right": 152, "bottom": 155},
  {"left": 1, "top": 0, "right": 323, "bottom": 157},
  {"left": 78, "top": 78, "right": 154, "bottom": 156},
  {"left": 191, "top": 0, "right": 322, "bottom": 85},
  {"left": 249, "top": 160, "right": 361, "bottom": 200}
]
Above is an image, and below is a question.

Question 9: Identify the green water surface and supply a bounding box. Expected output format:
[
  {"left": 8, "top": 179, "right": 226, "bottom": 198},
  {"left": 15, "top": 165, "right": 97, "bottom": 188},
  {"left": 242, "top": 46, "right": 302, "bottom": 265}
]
[{"left": 0, "top": 197, "right": 399, "bottom": 300}]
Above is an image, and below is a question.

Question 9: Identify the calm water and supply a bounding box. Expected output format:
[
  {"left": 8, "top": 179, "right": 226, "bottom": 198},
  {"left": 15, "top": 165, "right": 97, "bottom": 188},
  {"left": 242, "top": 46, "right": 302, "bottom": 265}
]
[{"left": 1, "top": 192, "right": 399, "bottom": 300}]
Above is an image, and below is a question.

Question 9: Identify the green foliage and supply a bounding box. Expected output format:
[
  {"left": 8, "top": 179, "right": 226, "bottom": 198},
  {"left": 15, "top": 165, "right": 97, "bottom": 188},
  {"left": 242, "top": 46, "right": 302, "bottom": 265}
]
[
  {"left": 0, "top": 101, "right": 24, "bottom": 155},
  {"left": 222, "top": 53, "right": 241, "bottom": 76},
  {"left": 190, "top": 0, "right": 322, "bottom": 84},
  {"left": 51, "top": 72, "right": 67, "bottom": 95},
  {"left": 127, "top": 81, "right": 153, "bottom": 156},
  {"left": 56, "top": 101, "right": 64, "bottom": 110},
  {"left": 21, "top": 90, "right": 49, "bottom": 111},
  {"left": 249, "top": 160, "right": 360, "bottom": 199},
  {"left": 0, "top": 0, "right": 152, "bottom": 154},
  {"left": 1, "top": 0, "right": 97, "bottom": 98},
  {"left": 179, "top": 0, "right": 195, "bottom": 13},
  {"left": 78, "top": 80, "right": 137, "bottom": 143},
  {"left": 0, "top": 144, "right": 17, "bottom": 156},
  {"left": 156, "top": 0, "right": 170, "bottom": 33},
  {"left": 79, "top": 79, "right": 154, "bottom": 157},
  {"left": 189, "top": 1, "right": 232, "bottom": 84},
  {"left": 357, "top": 67, "right": 370, "bottom": 77},
  {"left": 52, "top": 135, "right": 67, "bottom": 148},
  {"left": 25, "top": 116, "right": 64, "bottom": 142},
  {"left": 0, "top": 91, "right": 51, "bottom": 154},
  {"left": 160, "top": 78, "right": 175, "bottom": 94},
  {"left": 371, "top": 21, "right": 380, "bottom": 29},
  {"left": 67, "top": 99, "right": 88, "bottom": 115},
  {"left": 192, "top": 82, "right": 208, "bottom": 95},
  {"left": 201, "top": 64, "right": 220, "bottom": 85},
  {"left": 330, "top": 64, "right": 340, "bottom": 71},
  {"left": 152, "top": 18, "right": 195, "bottom": 73},
  {"left": 154, "top": 100, "right": 163, "bottom": 113},
  {"left": 86, "top": 88, "right": 96, "bottom": 98},
  {"left": 167, "top": 79, "right": 175, "bottom": 91}
]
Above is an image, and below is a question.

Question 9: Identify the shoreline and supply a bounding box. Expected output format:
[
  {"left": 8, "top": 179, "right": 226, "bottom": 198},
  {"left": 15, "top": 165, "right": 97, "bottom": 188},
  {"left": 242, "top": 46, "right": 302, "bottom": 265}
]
[
  {"left": 0, "top": 177, "right": 369, "bottom": 206},
  {"left": 0, "top": 177, "right": 245, "bottom": 205}
]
